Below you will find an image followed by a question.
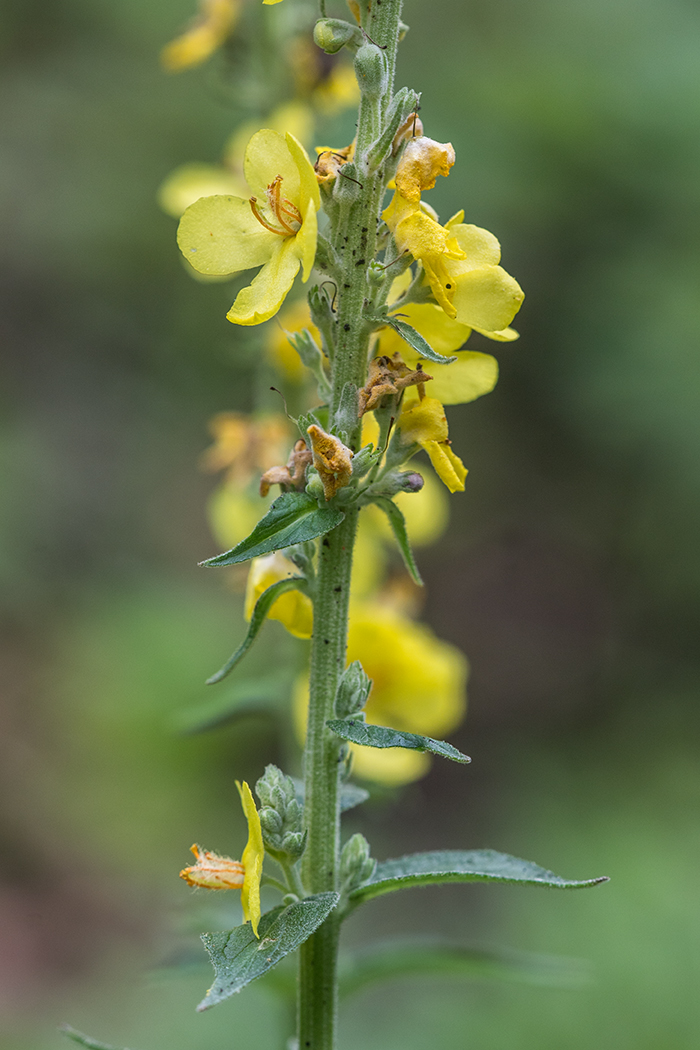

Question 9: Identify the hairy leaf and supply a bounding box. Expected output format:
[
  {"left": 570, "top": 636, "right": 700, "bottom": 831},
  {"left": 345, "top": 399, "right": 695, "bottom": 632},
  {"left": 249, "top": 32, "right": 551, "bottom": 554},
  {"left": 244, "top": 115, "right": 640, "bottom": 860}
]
[
  {"left": 327, "top": 719, "right": 470, "bottom": 764},
  {"left": 200, "top": 492, "right": 344, "bottom": 567},
  {"left": 385, "top": 317, "right": 457, "bottom": 365},
  {"left": 206, "top": 578, "right": 306, "bottom": 684},
  {"left": 197, "top": 893, "right": 339, "bottom": 1010},
  {"left": 339, "top": 940, "right": 591, "bottom": 997},
  {"left": 370, "top": 496, "right": 422, "bottom": 585},
  {"left": 348, "top": 849, "right": 609, "bottom": 907}
]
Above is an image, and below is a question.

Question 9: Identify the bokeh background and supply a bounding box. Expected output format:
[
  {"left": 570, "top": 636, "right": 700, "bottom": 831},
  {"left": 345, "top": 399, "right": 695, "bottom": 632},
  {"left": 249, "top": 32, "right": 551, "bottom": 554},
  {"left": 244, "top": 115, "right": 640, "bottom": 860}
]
[{"left": 2, "top": 0, "right": 700, "bottom": 1046}]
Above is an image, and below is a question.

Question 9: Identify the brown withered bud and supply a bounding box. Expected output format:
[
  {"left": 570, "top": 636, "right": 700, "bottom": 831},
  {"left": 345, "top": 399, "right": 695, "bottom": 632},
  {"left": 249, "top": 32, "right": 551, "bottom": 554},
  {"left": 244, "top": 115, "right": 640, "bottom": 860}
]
[
  {"left": 306, "top": 425, "right": 354, "bottom": 501},
  {"left": 314, "top": 143, "right": 355, "bottom": 185},
  {"left": 358, "top": 352, "right": 432, "bottom": 415},
  {"left": 259, "top": 439, "right": 313, "bottom": 497},
  {"left": 392, "top": 113, "right": 424, "bottom": 156}
]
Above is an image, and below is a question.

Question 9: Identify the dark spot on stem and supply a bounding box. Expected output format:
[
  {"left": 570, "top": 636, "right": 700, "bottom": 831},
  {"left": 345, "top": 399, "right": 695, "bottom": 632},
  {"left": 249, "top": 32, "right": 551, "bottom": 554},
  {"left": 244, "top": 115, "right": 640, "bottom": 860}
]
[{"left": 344, "top": 323, "right": 351, "bottom": 331}]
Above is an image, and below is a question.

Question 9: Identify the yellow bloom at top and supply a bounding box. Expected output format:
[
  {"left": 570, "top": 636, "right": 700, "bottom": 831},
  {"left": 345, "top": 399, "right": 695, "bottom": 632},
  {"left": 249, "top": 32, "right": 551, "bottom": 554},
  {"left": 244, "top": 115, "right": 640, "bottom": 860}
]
[
  {"left": 179, "top": 780, "right": 264, "bottom": 937},
  {"left": 177, "top": 130, "right": 320, "bottom": 325},
  {"left": 398, "top": 394, "right": 467, "bottom": 494},
  {"left": 161, "top": 0, "right": 239, "bottom": 72}
]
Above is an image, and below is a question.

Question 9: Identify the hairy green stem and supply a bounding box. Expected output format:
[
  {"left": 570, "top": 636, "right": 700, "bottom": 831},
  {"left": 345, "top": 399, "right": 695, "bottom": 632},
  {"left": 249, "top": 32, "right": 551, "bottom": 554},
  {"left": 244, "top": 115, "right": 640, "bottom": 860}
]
[{"left": 298, "top": 3, "right": 403, "bottom": 1048}]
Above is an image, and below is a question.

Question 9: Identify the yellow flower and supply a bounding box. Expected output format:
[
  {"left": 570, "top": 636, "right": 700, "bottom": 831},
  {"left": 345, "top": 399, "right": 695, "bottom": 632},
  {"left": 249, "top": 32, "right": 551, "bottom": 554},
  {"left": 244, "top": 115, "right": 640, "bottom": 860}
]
[
  {"left": 375, "top": 272, "right": 502, "bottom": 406},
  {"left": 237, "top": 780, "right": 264, "bottom": 936},
  {"left": 294, "top": 603, "right": 468, "bottom": 785},
  {"left": 244, "top": 552, "right": 313, "bottom": 639},
  {"left": 397, "top": 394, "right": 467, "bottom": 494},
  {"left": 177, "top": 130, "right": 320, "bottom": 325},
  {"left": 179, "top": 780, "right": 264, "bottom": 937},
  {"left": 161, "top": 0, "right": 239, "bottom": 72}
]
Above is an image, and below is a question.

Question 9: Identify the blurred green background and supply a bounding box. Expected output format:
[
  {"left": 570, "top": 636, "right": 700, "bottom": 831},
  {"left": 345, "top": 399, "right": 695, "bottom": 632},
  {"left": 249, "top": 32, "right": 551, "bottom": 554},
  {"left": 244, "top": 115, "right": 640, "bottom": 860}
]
[{"left": 1, "top": 0, "right": 699, "bottom": 1046}]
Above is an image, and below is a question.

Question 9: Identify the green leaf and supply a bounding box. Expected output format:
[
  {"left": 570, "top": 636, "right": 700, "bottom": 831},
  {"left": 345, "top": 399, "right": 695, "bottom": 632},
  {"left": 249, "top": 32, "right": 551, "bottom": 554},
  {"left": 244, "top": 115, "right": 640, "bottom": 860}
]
[
  {"left": 369, "top": 496, "right": 422, "bottom": 585},
  {"left": 385, "top": 317, "right": 457, "bottom": 365},
  {"left": 327, "top": 719, "right": 471, "bottom": 764},
  {"left": 348, "top": 850, "right": 609, "bottom": 907},
  {"left": 339, "top": 940, "right": 591, "bottom": 997},
  {"left": 59, "top": 1027, "right": 135, "bottom": 1050},
  {"left": 200, "top": 492, "right": 344, "bottom": 567},
  {"left": 206, "top": 578, "right": 306, "bottom": 685},
  {"left": 172, "top": 673, "right": 289, "bottom": 734},
  {"left": 197, "top": 892, "right": 339, "bottom": 1011},
  {"left": 292, "top": 776, "right": 370, "bottom": 813}
]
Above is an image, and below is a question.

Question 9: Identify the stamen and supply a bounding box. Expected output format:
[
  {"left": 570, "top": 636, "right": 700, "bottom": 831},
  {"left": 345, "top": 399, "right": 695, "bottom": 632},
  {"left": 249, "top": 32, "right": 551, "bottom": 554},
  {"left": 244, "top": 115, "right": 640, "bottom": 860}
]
[{"left": 249, "top": 197, "right": 287, "bottom": 236}]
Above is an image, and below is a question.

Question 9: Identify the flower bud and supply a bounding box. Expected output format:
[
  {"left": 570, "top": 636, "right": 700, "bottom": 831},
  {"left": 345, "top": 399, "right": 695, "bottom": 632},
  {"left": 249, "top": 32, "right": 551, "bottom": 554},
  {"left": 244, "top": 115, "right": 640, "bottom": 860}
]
[
  {"left": 335, "top": 660, "right": 372, "bottom": 719},
  {"left": 255, "top": 764, "right": 305, "bottom": 860},
  {"left": 368, "top": 470, "right": 424, "bottom": 498},
  {"left": 354, "top": 43, "right": 388, "bottom": 99},
  {"left": 314, "top": 18, "right": 361, "bottom": 54},
  {"left": 340, "top": 833, "right": 376, "bottom": 894}
]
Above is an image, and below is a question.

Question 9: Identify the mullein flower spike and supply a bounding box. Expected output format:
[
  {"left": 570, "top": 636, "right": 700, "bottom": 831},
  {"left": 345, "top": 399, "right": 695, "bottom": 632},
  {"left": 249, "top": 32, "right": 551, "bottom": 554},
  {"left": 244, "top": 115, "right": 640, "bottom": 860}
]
[
  {"left": 177, "top": 131, "right": 320, "bottom": 325},
  {"left": 179, "top": 780, "right": 264, "bottom": 937}
]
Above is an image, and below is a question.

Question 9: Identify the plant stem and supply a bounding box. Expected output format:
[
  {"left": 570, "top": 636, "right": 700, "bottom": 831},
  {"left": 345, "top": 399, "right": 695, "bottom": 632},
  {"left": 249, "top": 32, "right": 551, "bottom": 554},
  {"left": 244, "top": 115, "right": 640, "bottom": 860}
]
[{"left": 297, "top": 4, "right": 404, "bottom": 1047}]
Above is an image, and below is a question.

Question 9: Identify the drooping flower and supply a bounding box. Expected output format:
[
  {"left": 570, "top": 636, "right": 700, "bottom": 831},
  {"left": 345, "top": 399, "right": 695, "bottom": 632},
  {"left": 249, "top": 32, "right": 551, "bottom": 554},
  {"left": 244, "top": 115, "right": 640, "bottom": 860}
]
[
  {"left": 397, "top": 393, "right": 468, "bottom": 494},
  {"left": 180, "top": 780, "right": 264, "bottom": 936},
  {"left": 294, "top": 603, "right": 468, "bottom": 785},
  {"left": 161, "top": 0, "right": 239, "bottom": 72},
  {"left": 177, "top": 130, "right": 320, "bottom": 325},
  {"left": 244, "top": 552, "right": 313, "bottom": 639}
]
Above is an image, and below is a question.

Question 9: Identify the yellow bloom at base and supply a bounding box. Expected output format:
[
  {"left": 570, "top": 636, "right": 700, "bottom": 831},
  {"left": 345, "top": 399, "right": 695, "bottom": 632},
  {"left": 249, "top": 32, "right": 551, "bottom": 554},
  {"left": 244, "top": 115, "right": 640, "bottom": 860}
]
[
  {"left": 398, "top": 394, "right": 467, "bottom": 494},
  {"left": 179, "top": 780, "right": 264, "bottom": 937},
  {"left": 294, "top": 604, "right": 468, "bottom": 785},
  {"left": 245, "top": 552, "right": 313, "bottom": 639},
  {"left": 161, "top": 0, "right": 239, "bottom": 72},
  {"left": 178, "top": 130, "right": 320, "bottom": 325}
]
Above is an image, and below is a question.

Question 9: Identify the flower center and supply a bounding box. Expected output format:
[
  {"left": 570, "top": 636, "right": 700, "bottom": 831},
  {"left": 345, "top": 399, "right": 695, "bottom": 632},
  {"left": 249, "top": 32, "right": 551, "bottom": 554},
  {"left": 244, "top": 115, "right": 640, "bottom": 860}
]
[{"left": 249, "top": 175, "right": 302, "bottom": 237}]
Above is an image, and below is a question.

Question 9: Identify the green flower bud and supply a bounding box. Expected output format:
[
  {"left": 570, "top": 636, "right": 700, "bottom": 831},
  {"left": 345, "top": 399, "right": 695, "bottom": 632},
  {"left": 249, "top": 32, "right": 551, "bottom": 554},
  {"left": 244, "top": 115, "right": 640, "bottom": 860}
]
[
  {"left": 367, "top": 470, "right": 424, "bottom": 498},
  {"left": 340, "top": 833, "right": 376, "bottom": 894},
  {"left": 255, "top": 765, "right": 305, "bottom": 859},
  {"left": 305, "top": 471, "right": 326, "bottom": 502},
  {"left": 354, "top": 43, "right": 388, "bottom": 99},
  {"left": 314, "top": 18, "right": 362, "bottom": 54},
  {"left": 335, "top": 660, "right": 372, "bottom": 719}
]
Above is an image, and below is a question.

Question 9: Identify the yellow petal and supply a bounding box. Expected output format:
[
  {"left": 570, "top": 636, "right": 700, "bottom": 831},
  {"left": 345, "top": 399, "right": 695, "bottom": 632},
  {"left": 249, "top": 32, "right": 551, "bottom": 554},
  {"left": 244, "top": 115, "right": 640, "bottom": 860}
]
[
  {"left": 285, "top": 132, "right": 321, "bottom": 215},
  {"left": 423, "top": 351, "right": 498, "bottom": 406},
  {"left": 450, "top": 265, "right": 524, "bottom": 332},
  {"left": 158, "top": 164, "right": 247, "bottom": 219},
  {"left": 398, "top": 395, "right": 449, "bottom": 445},
  {"left": 471, "top": 325, "right": 520, "bottom": 342},
  {"left": 449, "top": 223, "right": 502, "bottom": 268},
  {"left": 227, "top": 238, "right": 301, "bottom": 325},
  {"left": 422, "top": 440, "right": 467, "bottom": 493},
  {"left": 244, "top": 129, "right": 300, "bottom": 203},
  {"left": 178, "top": 195, "right": 277, "bottom": 275},
  {"left": 297, "top": 198, "right": 318, "bottom": 283},
  {"left": 236, "top": 780, "right": 264, "bottom": 938}
]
